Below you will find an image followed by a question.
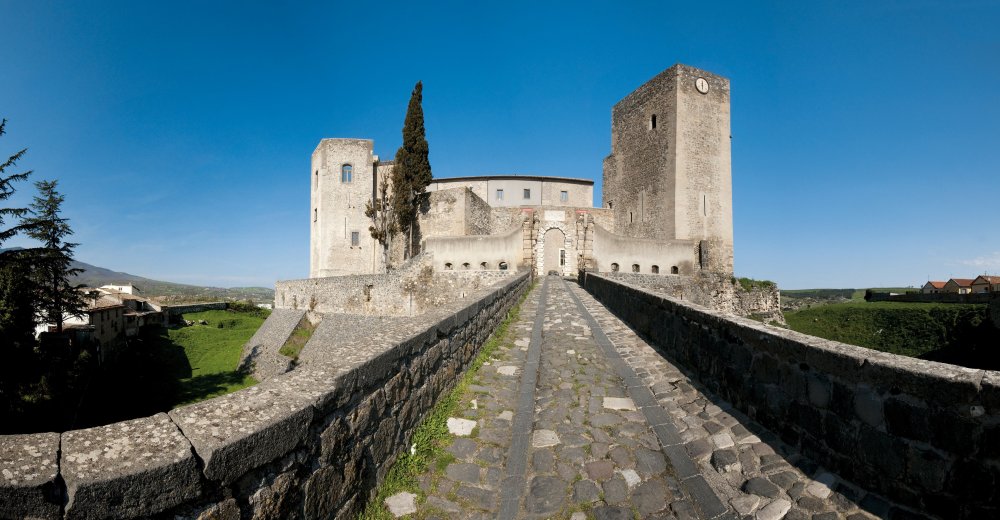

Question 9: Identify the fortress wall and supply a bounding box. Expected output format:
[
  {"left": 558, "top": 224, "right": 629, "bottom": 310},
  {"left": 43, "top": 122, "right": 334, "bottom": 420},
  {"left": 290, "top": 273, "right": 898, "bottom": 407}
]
[
  {"left": 591, "top": 223, "right": 696, "bottom": 275},
  {"left": 0, "top": 272, "right": 531, "bottom": 520},
  {"left": 599, "top": 271, "right": 782, "bottom": 321},
  {"left": 423, "top": 228, "right": 524, "bottom": 271},
  {"left": 582, "top": 272, "right": 1000, "bottom": 518}
]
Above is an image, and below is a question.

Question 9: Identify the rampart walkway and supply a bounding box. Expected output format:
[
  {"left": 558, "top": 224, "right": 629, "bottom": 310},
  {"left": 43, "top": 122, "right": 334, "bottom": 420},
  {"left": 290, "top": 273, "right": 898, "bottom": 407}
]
[{"left": 391, "top": 277, "right": 909, "bottom": 520}]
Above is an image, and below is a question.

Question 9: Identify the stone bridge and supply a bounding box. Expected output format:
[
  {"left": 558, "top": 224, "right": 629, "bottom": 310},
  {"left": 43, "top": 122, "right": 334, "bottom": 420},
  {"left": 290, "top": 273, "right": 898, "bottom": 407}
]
[{"left": 2, "top": 273, "right": 998, "bottom": 519}]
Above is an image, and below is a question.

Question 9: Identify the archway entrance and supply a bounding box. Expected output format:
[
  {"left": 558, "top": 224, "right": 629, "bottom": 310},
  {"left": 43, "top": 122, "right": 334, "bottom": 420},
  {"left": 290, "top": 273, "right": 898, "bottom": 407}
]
[{"left": 542, "top": 228, "right": 566, "bottom": 275}]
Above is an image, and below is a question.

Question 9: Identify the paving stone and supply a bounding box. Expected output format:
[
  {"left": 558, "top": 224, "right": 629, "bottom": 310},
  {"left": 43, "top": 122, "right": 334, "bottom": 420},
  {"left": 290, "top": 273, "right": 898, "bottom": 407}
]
[
  {"left": 620, "top": 468, "right": 642, "bottom": 489},
  {"left": 711, "top": 448, "right": 741, "bottom": 473},
  {"left": 711, "top": 432, "right": 735, "bottom": 449},
  {"left": 532, "top": 429, "right": 561, "bottom": 448},
  {"left": 445, "top": 462, "right": 480, "bottom": 484},
  {"left": 603, "top": 475, "right": 628, "bottom": 504},
  {"left": 813, "top": 512, "right": 840, "bottom": 520},
  {"left": 385, "top": 492, "right": 417, "bottom": 517},
  {"left": 570, "top": 512, "right": 587, "bottom": 520},
  {"left": 743, "top": 476, "right": 782, "bottom": 498},
  {"left": 498, "top": 410, "right": 513, "bottom": 421},
  {"left": 573, "top": 479, "right": 601, "bottom": 503},
  {"left": 685, "top": 438, "right": 713, "bottom": 460},
  {"left": 593, "top": 505, "right": 633, "bottom": 520},
  {"left": 756, "top": 498, "right": 792, "bottom": 520},
  {"left": 797, "top": 494, "right": 826, "bottom": 512},
  {"left": 806, "top": 471, "right": 837, "bottom": 499},
  {"left": 633, "top": 479, "right": 669, "bottom": 514},
  {"left": 525, "top": 475, "right": 565, "bottom": 514},
  {"left": 532, "top": 449, "right": 556, "bottom": 472},
  {"left": 609, "top": 444, "right": 633, "bottom": 466},
  {"left": 591, "top": 413, "right": 624, "bottom": 427},
  {"left": 731, "top": 494, "right": 761, "bottom": 515},
  {"left": 456, "top": 485, "right": 495, "bottom": 511},
  {"left": 591, "top": 441, "right": 610, "bottom": 459},
  {"left": 425, "top": 496, "right": 461, "bottom": 513},
  {"left": 770, "top": 470, "right": 799, "bottom": 490},
  {"left": 603, "top": 397, "right": 637, "bottom": 411},
  {"left": 446, "top": 438, "right": 478, "bottom": 459},
  {"left": 447, "top": 417, "right": 477, "bottom": 436}
]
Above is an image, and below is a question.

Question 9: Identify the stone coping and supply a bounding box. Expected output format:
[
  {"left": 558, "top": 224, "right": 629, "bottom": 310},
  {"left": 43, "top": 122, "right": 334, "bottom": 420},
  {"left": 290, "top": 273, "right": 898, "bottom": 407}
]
[
  {"left": 591, "top": 272, "right": 993, "bottom": 405},
  {"left": 0, "top": 271, "right": 530, "bottom": 519},
  {"left": 582, "top": 272, "right": 1000, "bottom": 516}
]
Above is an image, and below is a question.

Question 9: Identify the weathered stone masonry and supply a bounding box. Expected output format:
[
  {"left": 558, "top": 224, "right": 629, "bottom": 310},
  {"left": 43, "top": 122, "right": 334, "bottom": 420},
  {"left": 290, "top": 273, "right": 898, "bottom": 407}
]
[
  {"left": 0, "top": 272, "right": 530, "bottom": 520},
  {"left": 582, "top": 272, "right": 1000, "bottom": 519}
]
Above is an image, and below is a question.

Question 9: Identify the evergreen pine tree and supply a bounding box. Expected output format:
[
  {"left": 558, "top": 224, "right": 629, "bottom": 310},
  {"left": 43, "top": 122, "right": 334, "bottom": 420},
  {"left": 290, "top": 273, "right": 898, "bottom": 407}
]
[
  {"left": 0, "top": 119, "right": 32, "bottom": 247},
  {"left": 391, "top": 81, "right": 432, "bottom": 258},
  {"left": 0, "top": 118, "right": 37, "bottom": 422},
  {"left": 24, "top": 180, "right": 85, "bottom": 333}
]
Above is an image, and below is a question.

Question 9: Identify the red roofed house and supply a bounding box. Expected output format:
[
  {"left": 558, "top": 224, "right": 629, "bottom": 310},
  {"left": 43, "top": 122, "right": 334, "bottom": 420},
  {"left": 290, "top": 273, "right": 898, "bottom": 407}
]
[
  {"left": 922, "top": 281, "right": 946, "bottom": 294},
  {"left": 943, "top": 278, "right": 975, "bottom": 294},
  {"left": 971, "top": 275, "right": 1000, "bottom": 294}
]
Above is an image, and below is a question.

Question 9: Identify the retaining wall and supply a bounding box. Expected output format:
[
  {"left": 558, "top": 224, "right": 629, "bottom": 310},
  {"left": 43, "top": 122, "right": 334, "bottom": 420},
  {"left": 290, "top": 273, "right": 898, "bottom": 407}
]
[
  {"left": 0, "top": 272, "right": 531, "bottom": 519},
  {"left": 581, "top": 272, "right": 1000, "bottom": 519},
  {"left": 164, "top": 302, "right": 228, "bottom": 316},
  {"left": 867, "top": 292, "right": 992, "bottom": 304}
]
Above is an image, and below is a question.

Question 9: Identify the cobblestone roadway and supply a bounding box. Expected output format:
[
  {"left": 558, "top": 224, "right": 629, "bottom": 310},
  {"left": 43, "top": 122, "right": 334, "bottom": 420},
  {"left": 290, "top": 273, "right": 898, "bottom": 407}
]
[{"left": 402, "top": 278, "right": 906, "bottom": 520}]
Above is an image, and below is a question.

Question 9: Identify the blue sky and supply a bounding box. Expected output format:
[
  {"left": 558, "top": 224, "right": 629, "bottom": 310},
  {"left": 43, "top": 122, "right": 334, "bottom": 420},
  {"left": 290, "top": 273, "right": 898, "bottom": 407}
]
[{"left": 1, "top": 1, "right": 997, "bottom": 289}]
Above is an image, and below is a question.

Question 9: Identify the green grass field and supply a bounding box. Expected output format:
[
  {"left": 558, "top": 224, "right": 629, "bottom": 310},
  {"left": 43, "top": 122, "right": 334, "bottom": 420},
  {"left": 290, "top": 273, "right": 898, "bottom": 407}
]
[
  {"left": 165, "top": 310, "right": 261, "bottom": 403},
  {"left": 784, "top": 301, "right": 993, "bottom": 362},
  {"left": 73, "top": 309, "right": 263, "bottom": 428}
]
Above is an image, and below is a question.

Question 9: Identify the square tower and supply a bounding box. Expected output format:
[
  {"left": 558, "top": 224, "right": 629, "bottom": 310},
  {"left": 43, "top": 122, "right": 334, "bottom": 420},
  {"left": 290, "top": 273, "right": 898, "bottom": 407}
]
[
  {"left": 602, "top": 64, "right": 733, "bottom": 274},
  {"left": 310, "top": 138, "right": 382, "bottom": 277}
]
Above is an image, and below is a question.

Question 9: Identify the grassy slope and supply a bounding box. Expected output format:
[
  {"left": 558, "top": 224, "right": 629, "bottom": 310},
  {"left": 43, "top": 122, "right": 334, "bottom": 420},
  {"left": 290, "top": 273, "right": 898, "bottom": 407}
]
[
  {"left": 167, "top": 310, "right": 260, "bottom": 403},
  {"left": 73, "top": 309, "right": 262, "bottom": 428},
  {"left": 784, "top": 301, "right": 989, "bottom": 359}
]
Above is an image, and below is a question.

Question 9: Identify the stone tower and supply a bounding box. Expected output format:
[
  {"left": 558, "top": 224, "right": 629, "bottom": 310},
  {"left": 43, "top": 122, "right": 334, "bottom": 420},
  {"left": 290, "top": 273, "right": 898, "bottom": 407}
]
[
  {"left": 602, "top": 64, "right": 734, "bottom": 274},
  {"left": 310, "top": 138, "right": 385, "bottom": 277}
]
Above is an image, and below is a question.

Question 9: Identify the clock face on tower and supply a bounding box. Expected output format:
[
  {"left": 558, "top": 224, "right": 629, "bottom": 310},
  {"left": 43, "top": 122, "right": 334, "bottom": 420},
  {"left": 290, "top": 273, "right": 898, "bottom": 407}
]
[{"left": 695, "top": 77, "right": 709, "bottom": 94}]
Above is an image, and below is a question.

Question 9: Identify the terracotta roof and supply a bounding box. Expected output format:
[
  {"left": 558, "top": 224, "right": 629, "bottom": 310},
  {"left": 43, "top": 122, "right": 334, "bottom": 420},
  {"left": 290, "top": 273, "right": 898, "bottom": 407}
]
[
  {"left": 87, "top": 294, "right": 124, "bottom": 310},
  {"left": 924, "top": 281, "right": 946, "bottom": 289},
  {"left": 972, "top": 275, "right": 1000, "bottom": 284},
  {"left": 947, "top": 278, "right": 975, "bottom": 287}
]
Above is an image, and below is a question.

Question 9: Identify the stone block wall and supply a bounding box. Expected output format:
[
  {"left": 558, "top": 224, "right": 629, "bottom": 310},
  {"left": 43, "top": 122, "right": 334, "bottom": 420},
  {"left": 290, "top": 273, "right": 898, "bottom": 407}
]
[
  {"left": 582, "top": 272, "right": 1000, "bottom": 518},
  {"left": 164, "top": 302, "right": 228, "bottom": 316},
  {"left": 0, "top": 272, "right": 531, "bottom": 520}
]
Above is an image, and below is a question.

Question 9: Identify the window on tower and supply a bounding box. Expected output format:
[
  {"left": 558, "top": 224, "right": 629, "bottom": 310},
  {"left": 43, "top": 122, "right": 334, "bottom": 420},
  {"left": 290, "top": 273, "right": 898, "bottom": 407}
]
[
  {"left": 560, "top": 190, "right": 568, "bottom": 202},
  {"left": 351, "top": 231, "right": 359, "bottom": 246},
  {"left": 523, "top": 188, "right": 531, "bottom": 199},
  {"left": 496, "top": 189, "right": 504, "bottom": 200},
  {"left": 342, "top": 164, "right": 353, "bottom": 183}
]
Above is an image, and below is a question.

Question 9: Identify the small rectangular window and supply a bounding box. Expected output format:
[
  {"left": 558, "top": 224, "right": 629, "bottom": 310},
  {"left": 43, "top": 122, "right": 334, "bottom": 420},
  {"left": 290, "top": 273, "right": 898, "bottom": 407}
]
[
  {"left": 351, "top": 231, "right": 359, "bottom": 246},
  {"left": 523, "top": 188, "right": 530, "bottom": 199},
  {"left": 496, "top": 189, "right": 504, "bottom": 200},
  {"left": 560, "top": 190, "right": 568, "bottom": 202},
  {"left": 559, "top": 249, "right": 566, "bottom": 266}
]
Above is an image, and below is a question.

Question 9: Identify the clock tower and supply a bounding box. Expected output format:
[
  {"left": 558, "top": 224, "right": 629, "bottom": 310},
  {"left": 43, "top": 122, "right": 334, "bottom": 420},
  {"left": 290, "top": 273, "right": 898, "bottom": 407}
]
[{"left": 602, "top": 64, "right": 733, "bottom": 274}]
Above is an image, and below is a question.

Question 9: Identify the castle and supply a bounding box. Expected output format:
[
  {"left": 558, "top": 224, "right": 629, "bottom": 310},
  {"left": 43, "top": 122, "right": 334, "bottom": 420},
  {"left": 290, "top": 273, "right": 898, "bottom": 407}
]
[{"left": 309, "top": 64, "right": 733, "bottom": 279}]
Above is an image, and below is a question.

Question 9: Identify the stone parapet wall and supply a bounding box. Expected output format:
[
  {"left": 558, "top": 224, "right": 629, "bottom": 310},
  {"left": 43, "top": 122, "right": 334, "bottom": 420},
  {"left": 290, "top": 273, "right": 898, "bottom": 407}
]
[
  {"left": 600, "top": 271, "right": 782, "bottom": 323},
  {"left": 0, "top": 272, "right": 531, "bottom": 519},
  {"left": 581, "top": 272, "right": 1000, "bottom": 518}
]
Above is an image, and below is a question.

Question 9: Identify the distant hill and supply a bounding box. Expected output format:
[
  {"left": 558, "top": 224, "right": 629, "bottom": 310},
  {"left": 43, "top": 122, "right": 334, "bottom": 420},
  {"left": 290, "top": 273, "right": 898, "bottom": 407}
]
[{"left": 68, "top": 258, "right": 274, "bottom": 304}]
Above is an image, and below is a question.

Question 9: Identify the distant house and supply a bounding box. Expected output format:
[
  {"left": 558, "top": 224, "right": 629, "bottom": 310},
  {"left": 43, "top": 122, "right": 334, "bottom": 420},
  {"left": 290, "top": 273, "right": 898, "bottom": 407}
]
[
  {"left": 971, "top": 275, "right": 1000, "bottom": 294},
  {"left": 943, "top": 278, "right": 975, "bottom": 294},
  {"left": 922, "top": 281, "right": 946, "bottom": 294},
  {"left": 99, "top": 283, "right": 140, "bottom": 295}
]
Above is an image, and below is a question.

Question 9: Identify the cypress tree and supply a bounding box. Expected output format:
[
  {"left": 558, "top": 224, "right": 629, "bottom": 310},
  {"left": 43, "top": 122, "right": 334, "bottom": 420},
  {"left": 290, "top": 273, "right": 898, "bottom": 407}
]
[{"left": 391, "top": 81, "right": 432, "bottom": 258}]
